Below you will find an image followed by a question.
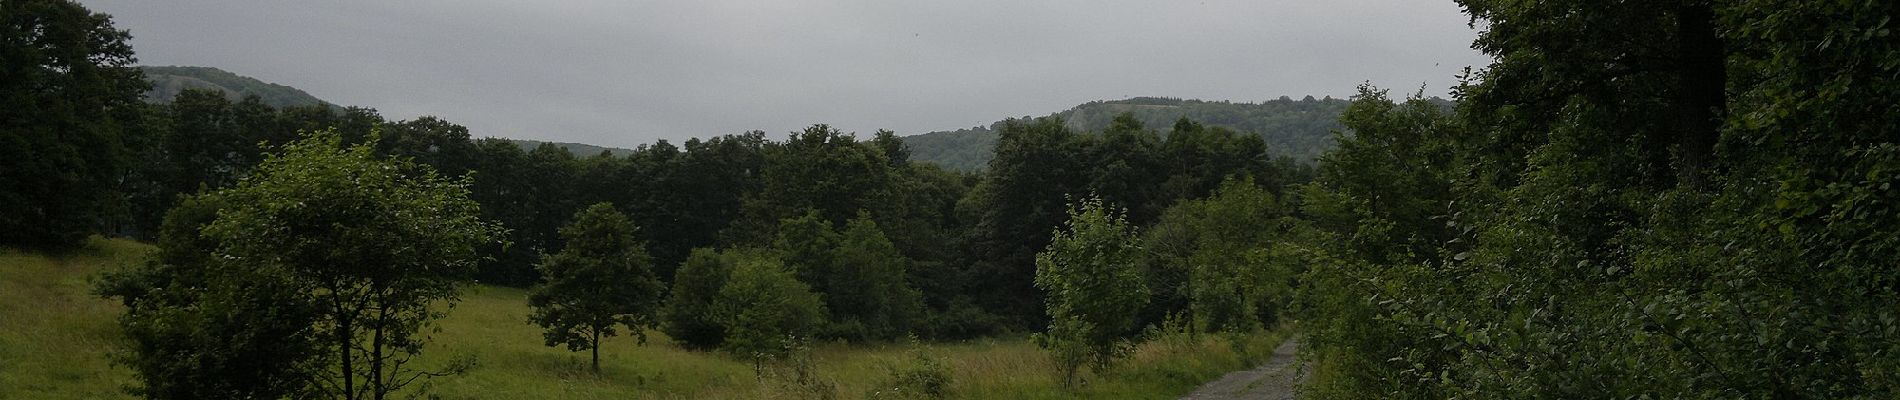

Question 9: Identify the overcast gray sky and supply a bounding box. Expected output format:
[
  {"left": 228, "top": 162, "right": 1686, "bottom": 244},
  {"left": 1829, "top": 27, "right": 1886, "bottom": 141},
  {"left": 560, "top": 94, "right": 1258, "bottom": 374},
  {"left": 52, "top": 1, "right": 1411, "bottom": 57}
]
[{"left": 80, "top": 0, "right": 1489, "bottom": 148}]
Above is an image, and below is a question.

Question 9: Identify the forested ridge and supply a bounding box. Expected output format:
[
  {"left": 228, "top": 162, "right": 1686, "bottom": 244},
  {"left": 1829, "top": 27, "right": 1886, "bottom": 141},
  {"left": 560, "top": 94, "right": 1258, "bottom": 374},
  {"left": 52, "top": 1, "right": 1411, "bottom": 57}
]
[
  {"left": 140, "top": 66, "right": 334, "bottom": 109},
  {"left": 131, "top": 67, "right": 1357, "bottom": 174},
  {"left": 902, "top": 96, "right": 1366, "bottom": 171},
  {"left": 4, "top": 0, "right": 1898, "bottom": 398}
]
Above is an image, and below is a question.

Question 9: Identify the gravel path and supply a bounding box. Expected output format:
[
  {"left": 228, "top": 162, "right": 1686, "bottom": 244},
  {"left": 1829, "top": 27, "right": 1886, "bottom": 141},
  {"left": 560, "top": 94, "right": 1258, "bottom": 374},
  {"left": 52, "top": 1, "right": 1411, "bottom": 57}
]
[{"left": 1178, "top": 340, "right": 1303, "bottom": 400}]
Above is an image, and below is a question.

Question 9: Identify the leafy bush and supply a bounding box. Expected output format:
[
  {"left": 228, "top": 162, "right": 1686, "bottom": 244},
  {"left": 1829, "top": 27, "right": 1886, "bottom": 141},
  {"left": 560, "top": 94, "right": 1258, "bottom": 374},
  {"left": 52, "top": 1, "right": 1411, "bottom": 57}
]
[
  {"left": 715, "top": 253, "right": 827, "bottom": 368},
  {"left": 662, "top": 248, "right": 736, "bottom": 350},
  {"left": 866, "top": 338, "right": 953, "bottom": 400}
]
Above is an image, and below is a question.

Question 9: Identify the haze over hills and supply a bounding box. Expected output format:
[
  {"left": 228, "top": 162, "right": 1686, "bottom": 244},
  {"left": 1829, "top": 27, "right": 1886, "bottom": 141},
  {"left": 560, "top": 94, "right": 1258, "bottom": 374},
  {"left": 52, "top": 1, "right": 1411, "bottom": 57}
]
[{"left": 136, "top": 65, "right": 1371, "bottom": 169}]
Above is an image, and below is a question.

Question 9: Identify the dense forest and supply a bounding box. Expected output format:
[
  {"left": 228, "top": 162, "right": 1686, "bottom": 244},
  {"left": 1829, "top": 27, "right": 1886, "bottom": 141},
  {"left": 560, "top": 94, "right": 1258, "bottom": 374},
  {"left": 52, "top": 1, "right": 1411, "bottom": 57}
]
[{"left": 4, "top": 0, "right": 1898, "bottom": 398}]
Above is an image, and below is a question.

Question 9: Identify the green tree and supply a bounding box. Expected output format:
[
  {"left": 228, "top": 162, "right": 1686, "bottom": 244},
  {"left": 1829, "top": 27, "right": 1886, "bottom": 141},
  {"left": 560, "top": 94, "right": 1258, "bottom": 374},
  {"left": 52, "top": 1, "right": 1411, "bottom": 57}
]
[
  {"left": 1032, "top": 197, "right": 1148, "bottom": 387},
  {"left": 528, "top": 202, "right": 665, "bottom": 373},
  {"left": 200, "top": 130, "right": 502, "bottom": 400},
  {"left": 1298, "top": 0, "right": 1900, "bottom": 396},
  {"left": 467, "top": 137, "right": 540, "bottom": 285},
  {"left": 1147, "top": 177, "right": 1295, "bottom": 333},
  {"left": 377, "top": 116, "right": 478, "bottom": 177},
  {"left": 97, "top": 193, "right": 323, "bottom": 399},
  {"left": 728, "top": 125, "right": 894, "bottom": 246},
  {"left": 966, "top": 118, "right": 1092, "bottom": 328},
  {"left": 715, "top": 253, "right": 827, "bottom": 368},
  {"left": 0, "top": 0, "right": 146, "bottom": 250},
  {"left": 1090, "top": 113, "right": 1166, "bottom": 225},
  {"left": 828, "top": 213, "right": 924, "bottom": 341},
  {"left": 661, "top": 248, "right": 738, "bottom": 350},
  {"left": 773, "top": 209, "right": 840, "bottom": 298},
  {"left": 1292, "top": 86, "right": 1469, "bottom": 398}
]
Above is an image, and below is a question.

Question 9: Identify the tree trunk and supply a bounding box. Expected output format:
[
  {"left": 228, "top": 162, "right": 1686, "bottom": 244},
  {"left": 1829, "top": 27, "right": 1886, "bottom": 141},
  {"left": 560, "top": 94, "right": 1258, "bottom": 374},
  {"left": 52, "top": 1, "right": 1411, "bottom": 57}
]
[
  {"left": 338, "top": 304, "right": 355, "bottom": 400},
  {"left": 1675, "top": 1, "right": 1726, "bottom": 188},
  {"left": 332, "top": 279, "right": 357, "bottom": 400},
  {"left": 370, "top": 292, "right": 388, "bottom": 400},
  {"left": 591, "top": 328, "right": 602, "bottom": 374}
]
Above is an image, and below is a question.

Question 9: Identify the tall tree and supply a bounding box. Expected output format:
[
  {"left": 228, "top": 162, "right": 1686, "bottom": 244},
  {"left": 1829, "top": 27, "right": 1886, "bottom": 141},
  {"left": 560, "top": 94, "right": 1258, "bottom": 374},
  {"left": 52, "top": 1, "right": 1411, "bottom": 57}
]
[
  {"left": 1090, "top": 113, "right": 1166, "bottom": 225},
  {"left": 378, "top": 116, "right": 478, "bottom": 177},
  {"left": 467, "top": 137, "right": 540, "bottom": 285},
  {"left": 201, "top": 130, "right": 502, "bottom": 400},
  {"left": 0, "top": 0, "right": 146, "bottom": 250},
  {"left": 528, "top": 202, "right": 665, "bottom": 373},
  {"left": 965, "top": 117, "right": 1092, "bottom": 328}
]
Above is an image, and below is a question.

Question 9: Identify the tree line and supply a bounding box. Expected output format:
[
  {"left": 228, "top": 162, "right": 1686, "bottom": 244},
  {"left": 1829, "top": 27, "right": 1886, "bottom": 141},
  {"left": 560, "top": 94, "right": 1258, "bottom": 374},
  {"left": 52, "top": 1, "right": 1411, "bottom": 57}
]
[
  {"left": 8, "top": 1, "right": 1308, "bottom": 396},
  {"left": 15, "top": 0, "right": 1896, "bottom": 397}
]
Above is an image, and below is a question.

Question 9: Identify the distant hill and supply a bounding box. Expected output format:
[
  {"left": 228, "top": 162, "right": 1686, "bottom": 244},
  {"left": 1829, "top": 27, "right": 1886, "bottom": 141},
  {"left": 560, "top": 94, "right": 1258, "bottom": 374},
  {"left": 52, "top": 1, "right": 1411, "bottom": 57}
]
[
  {"left": 133, "top": 65, "right": 1384, "bottom": 170},
  {"left": 506, "top": 139, "right": 637, "bottom": 157},
  {"left": 139, "top": 66, "right": 334, "bottom": 109},
  {"left": 901, "top": 96, "right": 1367, "bottom": 171}
]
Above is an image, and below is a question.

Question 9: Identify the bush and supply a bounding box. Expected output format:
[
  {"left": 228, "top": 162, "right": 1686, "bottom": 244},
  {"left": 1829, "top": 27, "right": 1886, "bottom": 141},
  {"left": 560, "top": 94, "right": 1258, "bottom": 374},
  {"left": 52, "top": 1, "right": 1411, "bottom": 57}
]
[
  {"left": 662, "top": 248, "right": 735, "bottom": 350},
  {"left": 714, "top": 252, "right": 827, "bottom": 368},
  {"left": 760, "top": 338, "right": 839, "bottom": 400},
  {"left": 866, "top": 338, "right": 953, "bottom": 400}
]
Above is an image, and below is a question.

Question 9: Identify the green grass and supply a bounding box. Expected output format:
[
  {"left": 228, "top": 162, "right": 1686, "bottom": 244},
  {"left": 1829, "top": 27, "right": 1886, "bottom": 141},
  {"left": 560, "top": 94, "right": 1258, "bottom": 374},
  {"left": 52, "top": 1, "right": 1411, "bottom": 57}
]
[
  {"left": 0, "top": 237, "right": 148, "bottom": 400},
  {"left": 1, "top": 238, "right": 1286, "bottom": 399}
]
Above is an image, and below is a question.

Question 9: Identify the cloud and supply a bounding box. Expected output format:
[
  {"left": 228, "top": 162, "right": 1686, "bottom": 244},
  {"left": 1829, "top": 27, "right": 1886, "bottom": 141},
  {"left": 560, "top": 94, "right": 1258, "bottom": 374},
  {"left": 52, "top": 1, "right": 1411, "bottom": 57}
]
[{"left": 82, "top": 0, "right": 1487, "bottom": 148}]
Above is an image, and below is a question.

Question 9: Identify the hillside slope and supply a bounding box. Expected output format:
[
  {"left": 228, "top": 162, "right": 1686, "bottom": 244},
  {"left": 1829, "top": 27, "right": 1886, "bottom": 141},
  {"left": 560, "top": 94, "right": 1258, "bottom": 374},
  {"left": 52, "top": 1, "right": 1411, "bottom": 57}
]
[
  {"left": 901, "top": 96, "right": 1361, "bottom": 171},
  {"left": 139, "top": 66, "right": 333, "bottom": 109}
]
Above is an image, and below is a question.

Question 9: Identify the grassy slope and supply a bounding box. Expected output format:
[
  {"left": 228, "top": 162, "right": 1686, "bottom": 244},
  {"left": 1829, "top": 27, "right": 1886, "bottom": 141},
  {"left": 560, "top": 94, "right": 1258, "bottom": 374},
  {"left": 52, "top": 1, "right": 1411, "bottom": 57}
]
[
  {"left": 1, "top": 238, "right": 1285, "bottom": 399},
  {"left": 0, "top": 238, "right": 145, "bottom": 399}
]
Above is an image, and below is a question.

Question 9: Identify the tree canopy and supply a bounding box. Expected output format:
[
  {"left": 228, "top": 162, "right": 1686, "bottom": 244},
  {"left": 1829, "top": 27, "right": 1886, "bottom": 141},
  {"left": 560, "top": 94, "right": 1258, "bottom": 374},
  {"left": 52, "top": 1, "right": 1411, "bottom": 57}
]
[{"left": 0, "top": 0, "right": 146, "bottom": 251}]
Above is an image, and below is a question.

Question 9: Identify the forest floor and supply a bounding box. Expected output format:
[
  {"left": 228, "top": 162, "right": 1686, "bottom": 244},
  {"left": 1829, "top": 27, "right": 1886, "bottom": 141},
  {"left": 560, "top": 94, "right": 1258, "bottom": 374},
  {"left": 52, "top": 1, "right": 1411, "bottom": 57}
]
[{"left": 1178, "top": 340, "right": 1303, "bottom": 400}]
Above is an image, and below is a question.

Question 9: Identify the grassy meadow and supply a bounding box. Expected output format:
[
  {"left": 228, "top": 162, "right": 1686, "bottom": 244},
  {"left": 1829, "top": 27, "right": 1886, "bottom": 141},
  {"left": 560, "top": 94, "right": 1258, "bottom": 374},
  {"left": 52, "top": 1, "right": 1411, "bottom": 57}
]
[{"left": 1, "top": 238, "right": 1286, "bottom": 399}]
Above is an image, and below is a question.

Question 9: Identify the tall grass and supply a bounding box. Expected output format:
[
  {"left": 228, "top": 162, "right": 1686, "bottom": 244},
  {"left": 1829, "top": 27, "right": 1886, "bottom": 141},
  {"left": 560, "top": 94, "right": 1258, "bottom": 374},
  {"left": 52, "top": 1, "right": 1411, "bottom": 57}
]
[
  {"left": 0, "top": 237, "right": 147, "bottom": 400},
  {"left": 1, "top": 238, "right": 1286, "bottom": 399}
]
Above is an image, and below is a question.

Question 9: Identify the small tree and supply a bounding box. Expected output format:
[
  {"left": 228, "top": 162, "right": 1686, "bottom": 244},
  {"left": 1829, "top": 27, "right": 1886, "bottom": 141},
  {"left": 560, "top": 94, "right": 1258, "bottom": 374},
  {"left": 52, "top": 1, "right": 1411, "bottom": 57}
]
[
  {"left": 662, "top": 248, "right": 738, "bottom": 350},
  {"left": 715, "top": 253, "right": 827, "bottom": 371},
  {"left": 528, "top": 202, "right": 664, "bottom": 373},
  {"left": 1033, "top": 197, "right": 1149, "bottom": 387}
]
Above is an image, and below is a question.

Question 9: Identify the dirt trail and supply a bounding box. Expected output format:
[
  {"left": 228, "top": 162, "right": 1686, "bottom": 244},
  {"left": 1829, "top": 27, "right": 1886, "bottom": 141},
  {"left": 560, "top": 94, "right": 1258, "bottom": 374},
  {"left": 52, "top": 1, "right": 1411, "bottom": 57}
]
[{"left": 1178, "top": 340, "right": 1303, "bottom": 400}]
